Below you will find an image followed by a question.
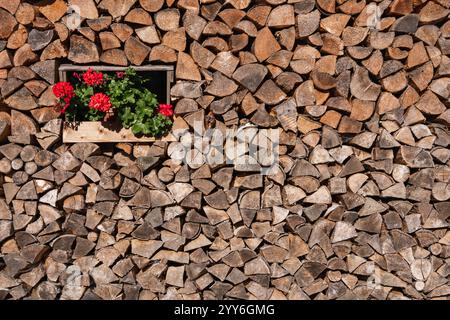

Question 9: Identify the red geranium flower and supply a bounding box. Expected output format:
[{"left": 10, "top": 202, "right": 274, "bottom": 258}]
[
  {"left": 116, "top": 71, "right": 125, "bottom": 79},
  {"left": 52, "top": 82, "right": 74, "bottom": 113},
  {"left": 83, "top": 68, "right": 104, "bottom": 86},
  {"left": 53, "top": 82, "right": 74, "bottom": 99},
  {"left": 89, "top": 93, "right": 112, "bottom": 113},
  {"left": 158, "top": 104, "right": 173, "bottom": 117}
]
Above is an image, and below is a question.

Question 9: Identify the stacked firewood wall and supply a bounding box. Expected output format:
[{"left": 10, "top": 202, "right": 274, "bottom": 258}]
[{"left": 0, "top": 0, "right": 449, "bottom": 300}]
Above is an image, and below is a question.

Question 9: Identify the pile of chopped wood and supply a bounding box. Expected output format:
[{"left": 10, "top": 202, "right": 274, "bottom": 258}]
[{"left": 0, "top": 0, "right": 449, "bottom": 300}]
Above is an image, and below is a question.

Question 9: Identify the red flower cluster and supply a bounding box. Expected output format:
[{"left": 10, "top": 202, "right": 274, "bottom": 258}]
[
  {"left": 83, "top": 68, "right": 104, "bottom": 86},
  {"left": 89, "top": 93, "right": 112, "bottom": 112},
  {"left": 52, "top": 82, "right": 74, "bottom": 113},
  {"left": 53, "top": 82, "right": 74, "bottom": 99},
  {"left": 116, "top": 71, "right": 125, "bottom": 78},
  {"left": 158, "top": 104, "right": 173, "bottom": 117}
]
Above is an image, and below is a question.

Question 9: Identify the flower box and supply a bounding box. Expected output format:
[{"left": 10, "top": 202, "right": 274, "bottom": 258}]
[{"left": 58, "top": 64, "right": 176, "bottom": 143}]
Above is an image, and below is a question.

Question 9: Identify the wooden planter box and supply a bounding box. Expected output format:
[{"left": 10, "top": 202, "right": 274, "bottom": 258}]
[{"left": 58, "top": 64, "right": 175, "bottom": 143}]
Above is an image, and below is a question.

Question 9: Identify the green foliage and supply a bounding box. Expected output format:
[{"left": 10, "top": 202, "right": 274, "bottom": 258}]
[{"left": 63, "top": 67, "right": 172, "bottom": 137}]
